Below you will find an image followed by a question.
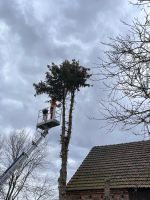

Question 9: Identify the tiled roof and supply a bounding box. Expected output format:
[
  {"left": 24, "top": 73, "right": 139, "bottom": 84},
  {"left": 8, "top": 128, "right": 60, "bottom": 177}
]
[{"left": 67, "top": 140, "right": 150, "bottom": 191}]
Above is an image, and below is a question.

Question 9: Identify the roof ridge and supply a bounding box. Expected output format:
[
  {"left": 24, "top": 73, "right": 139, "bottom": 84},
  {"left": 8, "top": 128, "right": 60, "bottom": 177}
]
[{"left": 92, "top": 139, "right": 150, "bottom": 149}]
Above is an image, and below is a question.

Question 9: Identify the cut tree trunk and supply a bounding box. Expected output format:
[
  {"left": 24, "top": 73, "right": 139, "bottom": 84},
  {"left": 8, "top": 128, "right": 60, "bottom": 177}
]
[
  {"left": 58, "top": 94, "right": 67, "bottom": 200},
  {"left": 104, "top": 179, "right": 110, "bottom": 200},
  {"left": 58, "top": 91, "right": 75, "bottom": 200}
]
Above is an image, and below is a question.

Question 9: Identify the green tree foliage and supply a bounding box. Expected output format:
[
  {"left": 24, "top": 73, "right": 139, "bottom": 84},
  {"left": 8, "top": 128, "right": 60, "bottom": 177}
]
[
  {"left": 33, "top": 59, "right": 91, "bottom": 101},
  {"left": 33, "top": 59, "right": 91, "bottom": 200}
]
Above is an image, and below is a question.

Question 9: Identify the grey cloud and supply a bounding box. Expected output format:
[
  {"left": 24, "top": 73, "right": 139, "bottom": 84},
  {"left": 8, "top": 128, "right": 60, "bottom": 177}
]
[
  {"left": 0, "top": 0, "right": 144, "bottom": 189},
  {"left": 55, "top": 0, "right": 130, "bottom": 42}
]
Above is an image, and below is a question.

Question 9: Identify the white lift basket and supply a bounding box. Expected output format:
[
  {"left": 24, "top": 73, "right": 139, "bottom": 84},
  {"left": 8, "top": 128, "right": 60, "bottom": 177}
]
[
  {"left": 0, "top": 105, "right": 61, "bottom": 188},
  {"left": 36, "top": 106, "right": 61, "bottom": 130}
]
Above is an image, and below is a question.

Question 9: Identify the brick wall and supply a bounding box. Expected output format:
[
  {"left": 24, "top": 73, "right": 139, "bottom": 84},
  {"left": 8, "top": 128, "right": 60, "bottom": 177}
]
[{"left": 66, "top": 189, "right": 129, "bottom": 200}]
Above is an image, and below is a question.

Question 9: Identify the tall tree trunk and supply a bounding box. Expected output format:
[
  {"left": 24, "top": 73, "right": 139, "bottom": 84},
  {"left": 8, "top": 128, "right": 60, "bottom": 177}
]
[
  {"left": 104, "top": 179, "right": 110, "bottom": 200},
  {"left": 58, "top": 91, "right": 75, "bottom": 200},
  {"left": 58, "top": 91, "right": 67, "bottom": 200},
  {"left": 66, "top": 91, "right": 75, "bottom": 145}
]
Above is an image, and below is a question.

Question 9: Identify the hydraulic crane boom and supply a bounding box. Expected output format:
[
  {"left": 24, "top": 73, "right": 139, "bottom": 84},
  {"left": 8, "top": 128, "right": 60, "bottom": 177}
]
[
  {"left": 0, "top": 130, "right": 48, "bottom": 187},
  {"left": 0, "top": 105, "right": 60, "bottom": 188}
]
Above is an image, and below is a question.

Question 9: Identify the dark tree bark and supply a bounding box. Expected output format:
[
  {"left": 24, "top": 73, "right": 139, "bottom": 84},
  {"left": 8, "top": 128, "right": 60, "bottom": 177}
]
[
  {"left": 59, "top": 91, "right": 75, "bottom": 200},
  {"left": 104, "top": 179, "right": 110, "bottom": 200},
  {"left": 59, "top": 90, "right": 67, "bottom": 200}
]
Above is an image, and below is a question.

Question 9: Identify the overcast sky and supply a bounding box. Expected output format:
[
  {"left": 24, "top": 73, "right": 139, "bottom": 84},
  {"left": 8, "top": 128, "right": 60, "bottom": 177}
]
[{"left": 0, "top": 0, "right": 146, "bottom": 195}]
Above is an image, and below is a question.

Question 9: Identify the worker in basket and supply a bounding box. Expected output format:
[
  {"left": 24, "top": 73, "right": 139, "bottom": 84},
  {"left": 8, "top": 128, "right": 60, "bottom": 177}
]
[
  {"left": 42, "top": 108, "right": 48, "bottom": 121},
  {"left": 50, "top": 98, "right": 57, "bottom": 119}
]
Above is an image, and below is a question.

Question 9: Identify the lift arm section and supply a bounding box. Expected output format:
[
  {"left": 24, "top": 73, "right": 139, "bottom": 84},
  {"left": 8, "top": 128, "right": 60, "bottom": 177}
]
[
  {"left": 0, "top": 131, "right": 47, "bottom": 188},
  {"left": 0, "top": 105, "right": 60, "bottom": 188}
]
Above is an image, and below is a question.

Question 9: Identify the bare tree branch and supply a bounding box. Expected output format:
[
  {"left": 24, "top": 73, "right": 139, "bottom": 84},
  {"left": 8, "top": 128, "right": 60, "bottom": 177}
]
[
  {"left": 0, "top": 130, "right": 55, "bottom": 200},
  {"left": 99, "top": 11, "right": 150, "bottom": 135}
]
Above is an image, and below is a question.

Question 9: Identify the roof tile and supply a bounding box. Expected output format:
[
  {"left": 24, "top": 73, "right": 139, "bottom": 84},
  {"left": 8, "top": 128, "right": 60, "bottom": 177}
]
[{"left": 67, "top": 140, "right": 150, "bottom": 191}]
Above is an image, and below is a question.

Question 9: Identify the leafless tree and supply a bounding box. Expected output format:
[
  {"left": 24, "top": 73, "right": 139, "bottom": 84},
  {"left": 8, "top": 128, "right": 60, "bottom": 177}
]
[
  {"left": 99, "top": 11, "right": 150, "bottom": 135},
  {"left": 0, "top": 130, "right": 55, "bottom": 200},
  {"left": 133, "top": 0, "right": 150, "bottom": 6},
  {"left": 0, "top": 135, "right": 4, "bottom": 175},
  {"left": 0, "top": 135, "right": 3, "bottom": 156}
]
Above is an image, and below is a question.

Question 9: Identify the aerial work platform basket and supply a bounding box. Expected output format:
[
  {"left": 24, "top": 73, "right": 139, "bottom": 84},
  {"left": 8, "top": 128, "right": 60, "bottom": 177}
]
[
  {"left": 0, "top": 100, "right": 61, "bottom": 188},
  {"left": 36, "top": 106, "right": 61, "bottom": 130}
]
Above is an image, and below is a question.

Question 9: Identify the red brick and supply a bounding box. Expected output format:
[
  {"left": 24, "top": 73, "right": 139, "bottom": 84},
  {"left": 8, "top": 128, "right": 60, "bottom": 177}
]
[{"left": 66, "top": 189, "right": 129, "bottom": 200}]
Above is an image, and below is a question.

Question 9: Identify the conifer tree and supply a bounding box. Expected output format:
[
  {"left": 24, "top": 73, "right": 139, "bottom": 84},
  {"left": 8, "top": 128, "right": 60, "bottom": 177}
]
[{"left": 33, "top": 59, "right": 91, "bottom": 200}]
